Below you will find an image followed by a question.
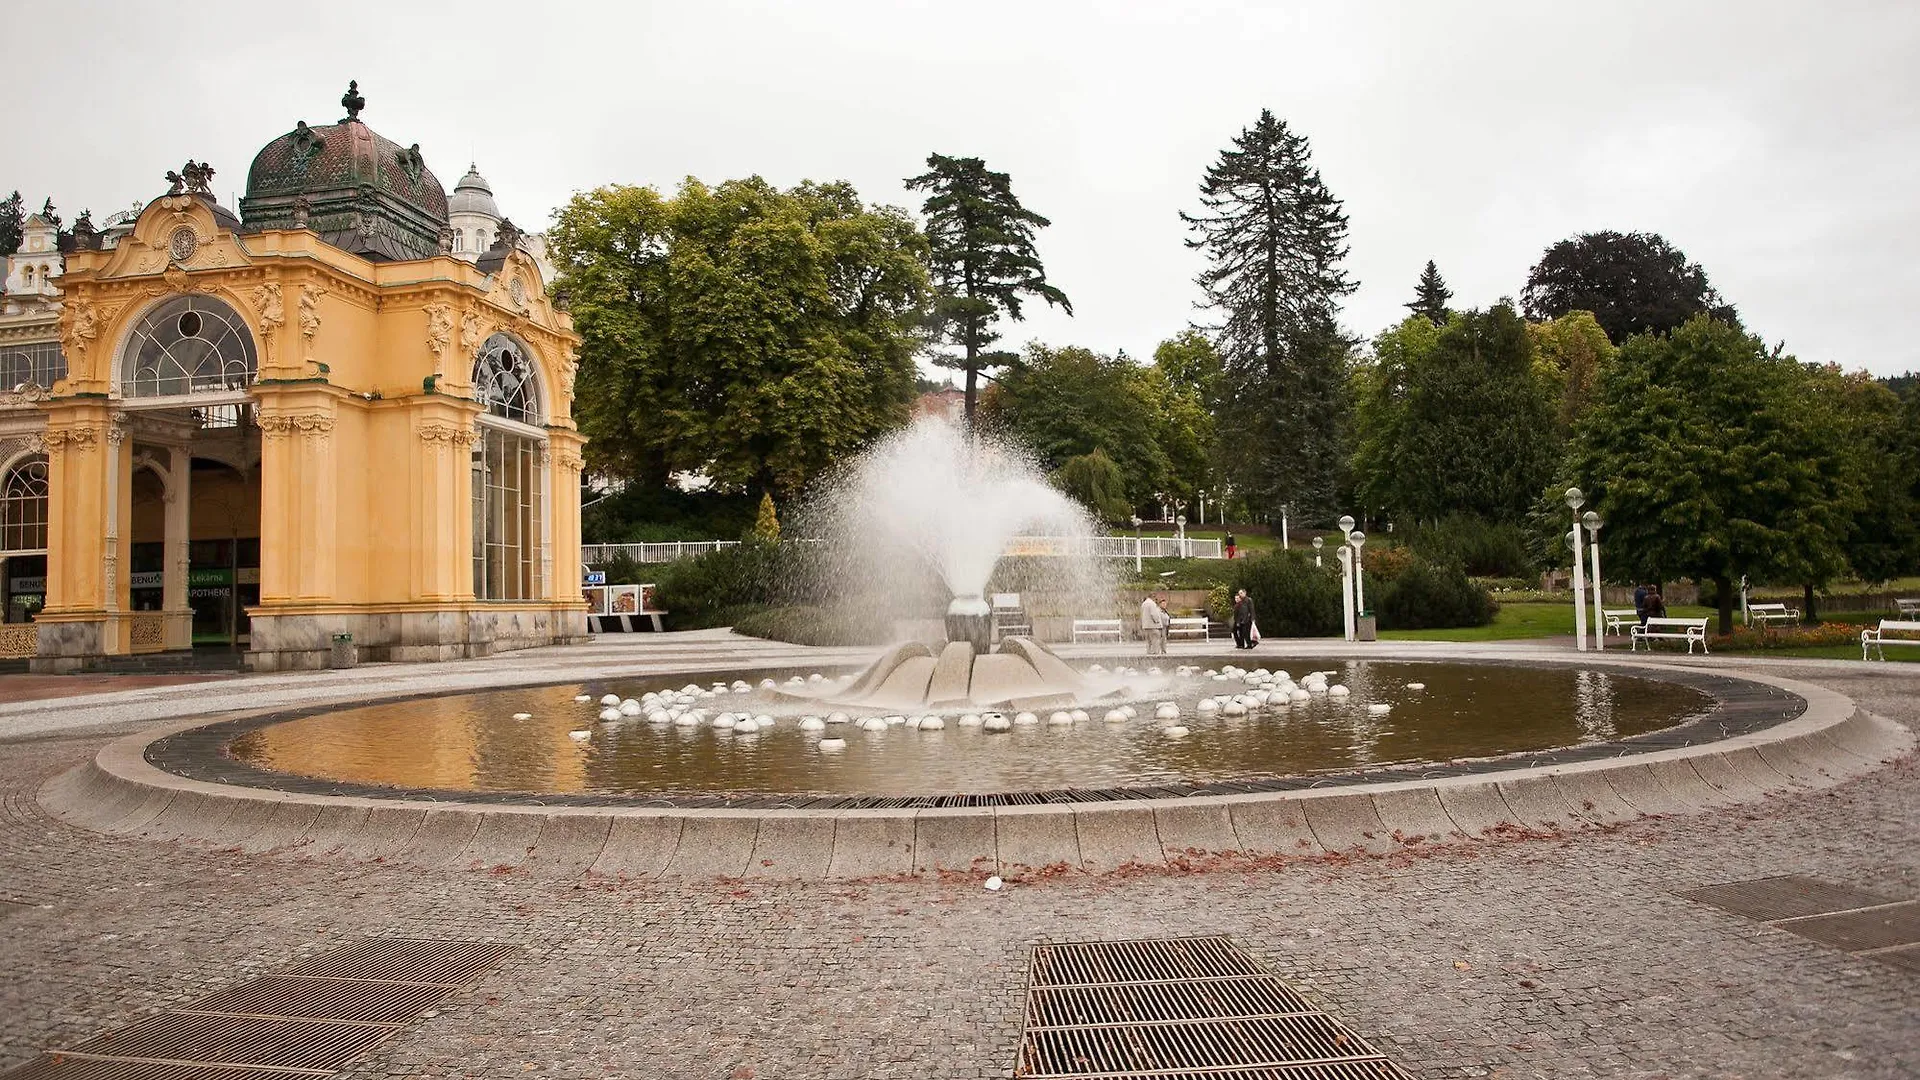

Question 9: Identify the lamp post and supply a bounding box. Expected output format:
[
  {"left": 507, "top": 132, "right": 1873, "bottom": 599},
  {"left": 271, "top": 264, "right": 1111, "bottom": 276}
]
[
  {"left": 1349, "top": 530, "right": 1367, "bottom": 616},
  {"left": 1280, "top": 504, "right": 1290, "bottom": 550},
  {"left": 1336, "top": 543, "right": 1356, "bottom": 642},
  {"left": 1583, "top": 510, "right": 1604, "bottom": 650},
  {"left": 1338, "top": 515, "right": 1355, "bottom": 544},
  {"left": 1198, "top": 491, "right": 1206, "bottom": 525},
  {"left": 1130, "top": 515, "right": 1142, "bottom": 574},
  {"left": 1176, "top": 513, "right": 1187, "bottom": 560},
  {"left": 1312, "top": 535, "right": 1324, "bottom": 568},
  {"left": 1565, "top": 487, "right": 1588, "bottom": 652}
]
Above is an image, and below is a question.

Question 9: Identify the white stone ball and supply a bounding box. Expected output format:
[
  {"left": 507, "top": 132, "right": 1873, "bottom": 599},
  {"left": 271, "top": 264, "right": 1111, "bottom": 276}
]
[
  {"left": 619, "top": 700, "right": 643, "bottom": 716},
  {"left": 1162, "top": 726, "right": 1191, "bottom": 739},
  {"left": 1196, "top": 699, "right": 1220, "bottom": 714},
  {"left": 860, "top": 717, "right": 888, "bottom": 732},
  {"left": 905, "top": 716, "right": 924, "bottom": 730},
  {"left": 600, "top": 694, "right": 621, "bottom": 707},
  {"left": 885, "top": 714, "right": 906, "bottom": 726},
  {"left": 647, "top": 710, "right": 672, "bottom": 724},
  {"left": 1088, "top": 663, "right": 1107, "bottom": 673},
  {"left": 920, "top": 716, "right": 946, "bottom": 731},
  {"left": 753, "top": 714, "right": 774, "bottom": 728},
  {"left": 1223, "top": 701, "right": 1248, "bottom": 717},
  {"left": 598, "top": 708, "right": 622, "bottom": 723},
  {"left": 674, "top": 713, "right": 700, "bottom": 727},
  {"left": 1405, "top": 682, "right": 1427, "bottom": 691},
  {"left": 958, "top": 713, "right": 983, "bottom": 727},
  {"left": 818, "top": 738, "right": 846, "bottom": 751},
  {"left": 1290, "top": 689, "right": 1311, "bottom": 703},
  {"left": 573, "top": 694, "right": 592, "bottom": 703},
  {"left": 808, "top": 672, "right": 824, "bottom": 683},
  {"left": 1309, "top": 683, "right": 1328, "bottom": 695},
  {"left": 788, "top": 675, "right": 807, "bottom": 685},
  {"left": 1104, "top": 709, "right": 1128, "bottom": 724},
  {"left": 713, "top": 714, "right": 739, "bottom": 731},
  {"left": 1069, "top": 709, "right": 1090, "bottom": 724},
  {"left": 731, "top": 680, "right": 752, "bottom": 693},
  {"left": 983, "top": 713, "right": 1012, "bottom": 732},
  {"left": 760, "top": 678, "right": 777, "bottom": 689},
  {"left": 1147, "top": 666, "right": 1163, "bottom": 676},
  {"left": 1328, "top": 685, "right": 1350, "bottom": 697},
  {"left": 1203, "top": 669, "right": 1218, "bottom": 678},
  {"left": 1121, "top": 705, "right": 1138, "bottom": 719},
  {"left": 681, "top": 684, "right": 702, "bottom": 695},
  {"left": 568, "top": 729, "right": 591, "bottom": 741},
  {"left": 1013, "top": 711, "right": 1039, "bottom": 726},
  {"left": 826, "top": 712, "right": 851, "bottom": 725},
  {"left": 1154, "top": 704, "right": 1180, "bottom": 721},
  {"left": 711, "top": 683, "right": 729, "bottom": 694},
  {"left": 1369, "top": 703, "right": 1393, "bottom": 716},
  {"left": 1048, "top": 711, "right": 1073, "bottom": 726},
  {"left": 799, "top": 716, "right": 826, "bottom": 732}
]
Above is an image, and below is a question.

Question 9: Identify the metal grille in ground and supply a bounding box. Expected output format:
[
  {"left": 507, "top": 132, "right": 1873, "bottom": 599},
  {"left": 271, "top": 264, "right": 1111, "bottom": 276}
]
[
  {"left": 1679, "top": 874, "right": 1895, "bottom": 921},
  {"left": 0, "top": 938, "right": 515, "bottom": 1080},
  {"left": 1017, "top": 936, "right": 1414, "bottom": 1079}
]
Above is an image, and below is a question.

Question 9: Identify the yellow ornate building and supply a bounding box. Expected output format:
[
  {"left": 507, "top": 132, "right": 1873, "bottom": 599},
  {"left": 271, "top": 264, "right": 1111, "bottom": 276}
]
[{"left": 13, "top": 83, "right": 586, "bottom": 671}]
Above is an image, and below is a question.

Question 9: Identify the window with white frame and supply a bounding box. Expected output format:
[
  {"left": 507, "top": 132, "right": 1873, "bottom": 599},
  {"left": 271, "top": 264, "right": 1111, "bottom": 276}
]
[
  {"left": 120, "top": 295, "right": 258, "bottom": 397},
  {"left": 470, "top": 333, "right": 545, "bottom": 600},
  {"left": 1, "top": 456, "right": 49, "bottom": 554}
]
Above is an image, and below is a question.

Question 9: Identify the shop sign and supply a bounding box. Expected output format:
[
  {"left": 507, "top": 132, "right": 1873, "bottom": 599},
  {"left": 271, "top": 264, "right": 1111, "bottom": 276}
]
[
  {"left": 9, "top": 576, "right": 45, "bottom": 592},
  {"left": 188, "top": 568, "right": 233, "bottom": 587},
  {"left": 131, "top": 572, "right": 164, "bottom": 589}
]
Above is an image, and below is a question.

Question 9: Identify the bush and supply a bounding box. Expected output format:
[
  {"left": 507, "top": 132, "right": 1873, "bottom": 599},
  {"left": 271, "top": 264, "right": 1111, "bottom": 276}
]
[
  {"left": 1207, "top": 584, "right": 1232, "bottom": 623},
  {"left": 1231, "top": 551, "right": 1344, "bottom": 637},
  {"left": 1375, "top": 558, "right": 1497, "bottom": 630},
  {"left": 1404, "top": 513, "right": 1536, "bottom": 578}
]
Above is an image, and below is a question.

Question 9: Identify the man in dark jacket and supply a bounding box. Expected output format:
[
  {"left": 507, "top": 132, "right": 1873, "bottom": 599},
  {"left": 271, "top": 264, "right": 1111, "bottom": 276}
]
[{"left": 1232, "top": 589, "right": 1256, "bottom": 649}]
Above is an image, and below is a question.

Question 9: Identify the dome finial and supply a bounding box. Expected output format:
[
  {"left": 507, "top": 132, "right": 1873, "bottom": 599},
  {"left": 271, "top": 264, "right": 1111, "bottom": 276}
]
[{"left": 341, "top": 79, "right": 365, "bottom": 122}]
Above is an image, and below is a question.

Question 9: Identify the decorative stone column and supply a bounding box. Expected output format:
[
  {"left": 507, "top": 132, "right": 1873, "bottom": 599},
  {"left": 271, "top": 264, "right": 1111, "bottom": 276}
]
[
  {"left": 33, "top": 404, "right": 123, "bottom": 670},
  {"left": 162, "top": 442, "right": 193, "bottom": 650},
  {"left": 256, "top": 406, "right": 337, "bottom": 603},
  {"left": 411, "top": 405, "right": 481, "bottom": 602}
]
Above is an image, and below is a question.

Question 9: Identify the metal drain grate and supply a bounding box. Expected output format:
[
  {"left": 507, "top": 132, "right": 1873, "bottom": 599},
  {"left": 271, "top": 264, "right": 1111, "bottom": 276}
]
[
  {"left": 1, "top": 938, "right": 515, "bottom": 1080},
  {"left": 1017, "top": 937, "right": 1414, "bottom": 1079},
  {"left": 1678, "top": 875, "right": 1894, "bottom": 921},
  {"left": 1869, "top": 944, "right": 1920, "bottom": 974}
]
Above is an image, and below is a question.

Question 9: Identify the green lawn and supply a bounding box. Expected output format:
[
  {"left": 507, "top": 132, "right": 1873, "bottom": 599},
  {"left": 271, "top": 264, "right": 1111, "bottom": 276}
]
[
  {"left": 1380, "top": 600, "right": 1919, "bottom": 662},
  {"left": 1135, "top": 527, "right": 1278, "bottom": 553}
]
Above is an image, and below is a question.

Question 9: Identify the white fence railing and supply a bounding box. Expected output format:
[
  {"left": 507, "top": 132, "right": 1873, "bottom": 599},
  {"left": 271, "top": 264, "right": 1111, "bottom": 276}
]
[{"left": 583, "top": 535, "right": 1225, "bottom": 565}]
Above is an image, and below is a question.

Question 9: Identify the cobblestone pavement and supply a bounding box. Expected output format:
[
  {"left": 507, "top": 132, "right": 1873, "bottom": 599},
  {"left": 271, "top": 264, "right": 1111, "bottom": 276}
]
[{"left": 0, "top": 646, "right": 1915, "bottom": 1079}]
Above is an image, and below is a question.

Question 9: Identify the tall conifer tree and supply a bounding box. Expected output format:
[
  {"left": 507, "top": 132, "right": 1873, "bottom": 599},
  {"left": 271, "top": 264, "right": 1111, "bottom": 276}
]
[
  {"left": 906, "top": 154, "right": 1071, "bottom": 426},
  {"left": 1405, "top": 260, "right": 1452, "bottom": 324},
  {"left": 1182, "top": 110, "right": 1354, "bottom": 520},
  {"left": 0, "top": 192, "right": 23, "bottom": 257}
]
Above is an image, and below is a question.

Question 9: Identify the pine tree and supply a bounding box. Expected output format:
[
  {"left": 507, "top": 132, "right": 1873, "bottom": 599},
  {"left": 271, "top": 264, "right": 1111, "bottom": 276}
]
[
  {"left": 752, "top": 491, "right": 781, "bottom": 543},
  {"left": 1181, "top": 110, "right": 1355, "bottom": 521},
  {"left": 906, "top": 154, "right": 1071, "bottom": 427},
  {"left": 1404, "top": 260, "right": 1451, "bottom": 324},
  {"left": 0, "top": 192, "right": 23, "bottom": 257}
]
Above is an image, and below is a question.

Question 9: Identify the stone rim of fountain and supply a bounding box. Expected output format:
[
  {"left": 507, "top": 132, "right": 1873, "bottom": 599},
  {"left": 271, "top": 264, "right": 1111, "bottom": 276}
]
[{"left": 36, "top": 654, "right": 1907, "bottom": 881}]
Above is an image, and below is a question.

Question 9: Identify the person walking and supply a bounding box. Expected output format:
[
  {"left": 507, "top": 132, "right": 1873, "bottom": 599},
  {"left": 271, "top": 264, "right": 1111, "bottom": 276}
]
[
  {"left": 1224, "top": 531, "right": 1237, "bottom": 559},
  {"left": 1644, "top": 585, "right": 1667, "bottom": 621},
  {"left": 1633, "top": 583, "right": 1649, "bottom": 627},
  {"left": 1140, "top": 592, "right": 1169, "bottom": 655},
  {"left": 1232, "top": 588, "right": 1256, "bottom": 649}
]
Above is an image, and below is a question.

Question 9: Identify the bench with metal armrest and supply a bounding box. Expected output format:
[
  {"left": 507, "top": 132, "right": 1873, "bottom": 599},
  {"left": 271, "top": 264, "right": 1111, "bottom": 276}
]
[{"left": 1631, "top": 616, "right": 1711, "bottom": 654}]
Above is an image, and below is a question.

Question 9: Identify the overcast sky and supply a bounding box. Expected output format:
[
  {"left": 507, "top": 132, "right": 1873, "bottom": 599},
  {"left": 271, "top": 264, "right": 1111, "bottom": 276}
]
[{"left": 12, "top": 1, "right": 1917, "bottom": 375}]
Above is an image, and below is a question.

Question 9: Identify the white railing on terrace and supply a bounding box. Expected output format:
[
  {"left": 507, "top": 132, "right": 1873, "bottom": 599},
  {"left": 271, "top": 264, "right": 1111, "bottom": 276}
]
[{"left": 582, "top": 535, "right": 1224, "bottom": 565}]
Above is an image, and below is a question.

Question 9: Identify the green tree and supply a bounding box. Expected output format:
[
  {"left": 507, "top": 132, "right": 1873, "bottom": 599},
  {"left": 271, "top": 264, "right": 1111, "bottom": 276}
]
[
  {"left": 1183, "top": 109, "right": 1355, "bottom": 522},
  {"left": 1805, "top": 366, "right": 1919, "bottom": 595},
  {"left": 549, "top": 177, "right": 928, "bottom": 501},
  {"left": 905, "top": 154, "right": 1071, "bottom": 426},
  {"left": 1351, "top": 306, "right": 1558, "bottom": 523},
  {"left": 0, "top": 192, "right": 22, "bottom": 257},
  {"left": 1528, "top": 310, "right": 1616, "bottom": 430},
  {"left": 1568, "top": 317, "right": 1855, "bottom": 633},
  {"left": 983, "top": 343, "right": 1168, "bottom": 506},
  {"left": 1053, "top": 448, "right": 1133, "bottom": 522},
  {"left": 1404, "top": 260, "right": 1452, "bottom": 324},
  {"left": 751, "top": 491, "right": 781, "bottom": 543},
  {"left": 1522, "top": 230, "right": 1738, "bottom": 345}
]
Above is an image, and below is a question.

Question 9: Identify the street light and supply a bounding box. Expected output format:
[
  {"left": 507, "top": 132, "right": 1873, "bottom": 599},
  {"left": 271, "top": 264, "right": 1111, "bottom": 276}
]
[
  {"left": 1349, "top": 530, "right": 1367, "bottom": 618},
  {"left": 1336, "top": 543, "right": 1356, "bottom": 642},
  {"left": 1130, "top": 515, "right": 1143, "bottom": 574},
  {"left": 1565, "top": 487, "right": 1588, "bottom": 652},
  {"left": 1338, "top": 515, "right": 1355, "bottom": 542},
  {"left": 1280, "top": 503, "right": 1290, "bottom": 550},
  {"left": 1583, "top": 511, "right": 1604, "bottom": 650},
  {"left": 1312, "top": 535, "right": 1324, "bottom": 568},
  {"left": 1176, "top": 513, "right": 1187, "bottom": 560}
]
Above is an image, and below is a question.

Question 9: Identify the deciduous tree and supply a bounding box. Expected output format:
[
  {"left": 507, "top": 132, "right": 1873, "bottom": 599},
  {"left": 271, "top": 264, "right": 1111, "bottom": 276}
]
[
  {"left": 983, "top": 343, "right": 1168, "bottom": 508},
  {"left": 905, "top": 154, "right": 1071, "bottom": 426},
  {"left": 1522, "top": 230, "right": 1737, "bottom": 344}
]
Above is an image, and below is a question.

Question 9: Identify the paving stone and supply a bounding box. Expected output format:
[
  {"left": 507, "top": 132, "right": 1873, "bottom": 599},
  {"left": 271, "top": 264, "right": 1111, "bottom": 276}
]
[
  {"left": 588, "top": 815, "right": 681, "bottom": 880},
  {"left": 523, "top": 813, "right": 612, "bottom": 880},
  {"left": 1226, "top": 796, "right": 1322, "bottom": 857},
  {"left": 1151, "top": 801, "right": 1240, "bottom": 862},
  {"left": 745, "top": 812, "right": 834, "bottom": 879},
  {"left": 825, "top": 811, "right": 913, "bottom": 879},
  {"left": 1433, "top": 782, "right": 1516, "bottom": 836},
  {"left": 663, "top": 814, "right": 758, "bottom": 877}
]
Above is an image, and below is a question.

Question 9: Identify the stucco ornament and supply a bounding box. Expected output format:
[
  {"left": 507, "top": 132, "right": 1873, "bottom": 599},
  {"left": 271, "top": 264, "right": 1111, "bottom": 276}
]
[
  {"left": 298, "top": 285, "right": 327, "bottom": 371},
  {"left": 417, "top": 420, "right": 478, "bottom": 447},
  {"left": 58, "top": 300, "right": 98, "bottom": 362},
  {"left": 459, "top": 309, "right": 484, "bottom": 354},
  {"left": 559, "top": 349, "right": 578, "bottom": 403},
  {"left": 257, "top": 413, "right": 335, "bottom": 440},
  {"left": 251, "top": 283, "right": 285, "bottom": 364},
  {"left": 43, "top": 427, "right": 100, "bottom": 451},
  {"left": 424, "top": 303, "right": 454, "bottom": 370}
]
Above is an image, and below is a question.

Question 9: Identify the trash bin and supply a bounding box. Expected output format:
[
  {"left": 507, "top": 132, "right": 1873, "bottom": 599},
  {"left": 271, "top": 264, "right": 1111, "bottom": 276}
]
[
  {"left": 1356, "top": 613, "right": 1377, "bottom": 642},
  {"left": 330, "top": 632, "right": 358, "bottom": 668}
]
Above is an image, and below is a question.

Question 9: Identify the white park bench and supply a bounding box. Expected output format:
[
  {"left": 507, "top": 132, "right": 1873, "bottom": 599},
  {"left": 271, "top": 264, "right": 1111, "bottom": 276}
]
[
  {"left": 991, "top": 593, "right": 1031, "bottom": 640},
  {"left": 1632, "top": 616, "right": 1711, "bottom": 654},
  {"left": 1168, "top": 616, "right": 1210, "bottom": 641},
  {"left": 1861, "top": 619, "right": 1920, "bottom": 661},
  {"left": 1895, "top": 598, "right": 1920, "bottom": 618},
  {"left": 1747, "top": 602, "right": 1800, "bottom": 630},
  {"left": 1603, "top": 608, "right": 1640, "bottom": 636},
  {"left": 1071, "top": 618, "right": 1124, "bottom": 643}
]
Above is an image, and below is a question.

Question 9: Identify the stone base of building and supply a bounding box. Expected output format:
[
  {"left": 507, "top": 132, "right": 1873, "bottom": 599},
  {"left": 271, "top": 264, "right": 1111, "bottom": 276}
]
[
  {"left": 246, "top": 604, "right": 589, "bottom": 671},
  {"left": 30, "top": 618, "right": 109, "bottom": 674}
]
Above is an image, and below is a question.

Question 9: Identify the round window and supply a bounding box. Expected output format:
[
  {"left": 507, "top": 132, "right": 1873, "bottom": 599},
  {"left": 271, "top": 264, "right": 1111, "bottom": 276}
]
[{"left": 177, "top": 311, "right": 203, "bottom": 338}]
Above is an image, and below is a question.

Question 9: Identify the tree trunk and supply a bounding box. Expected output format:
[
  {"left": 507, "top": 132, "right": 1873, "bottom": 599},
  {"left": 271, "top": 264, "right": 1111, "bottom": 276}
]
[
  {"left": 963, "top": 364, "right": 977, "bottom": 430},
  {"left": 1716, "top": 576, "right": 1734, "bottom": 636},
  {"left": 1803, "top": 582, "right": 1817, "bottom": 625}
]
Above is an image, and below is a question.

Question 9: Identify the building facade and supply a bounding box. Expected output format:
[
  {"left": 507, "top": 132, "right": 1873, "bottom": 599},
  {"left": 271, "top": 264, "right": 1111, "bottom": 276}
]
[{"left": 1, "top": 83, "right": 587, "bottom": 671}]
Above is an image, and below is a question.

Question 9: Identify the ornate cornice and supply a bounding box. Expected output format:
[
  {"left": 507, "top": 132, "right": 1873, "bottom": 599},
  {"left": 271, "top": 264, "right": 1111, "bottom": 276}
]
[
  {"left": 554, "top": 449, "right": 585, "bottom": 473},
  {"left": 43, "top": 427, "right": 99, "bottom": 450}
]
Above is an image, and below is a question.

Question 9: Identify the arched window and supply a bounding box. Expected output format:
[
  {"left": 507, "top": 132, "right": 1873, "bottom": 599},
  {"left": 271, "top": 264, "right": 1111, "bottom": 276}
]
[
  {"left": 472, "top": 333, "right": 540, "bottom": 423},
  {"left": 470, "top": 333, "right": 545, "bottom": 600},
  {"left": 476, "top": 230, "right": 488, "bottom": 251},
  {"left": 1, "top": 457, "right": 49, "bottom": 554},
  {"left": 120, "top": 295, "right": 258, "bottom": 397},
  {"left": 0, "top": 342, "right": 66, "bottom": 390},
  {"left": 453, "top": 228, "right": 464, "bottom": 252},
  {"left": 20, "top": 267, "right": 33, "bottom": 288}
]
